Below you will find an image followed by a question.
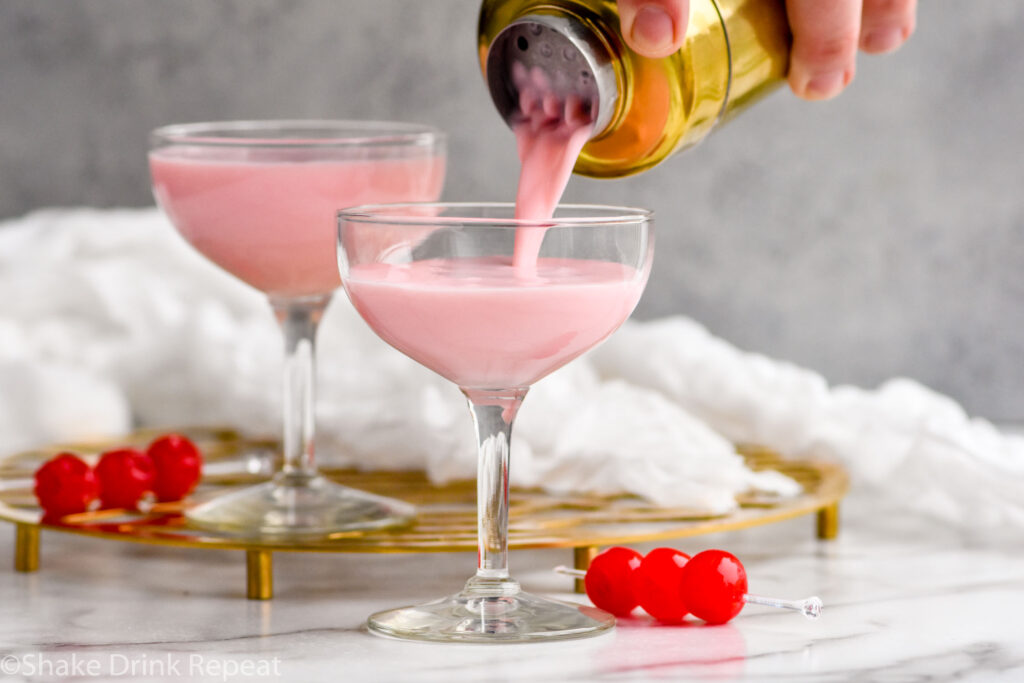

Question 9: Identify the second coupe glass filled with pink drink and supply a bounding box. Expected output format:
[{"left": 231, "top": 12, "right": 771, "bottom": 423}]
[
  {"left": 338, "top": 203, "right": 653, "bottom": 641},
  {"left": 149, "top": 120, "right": 445, "bottom": 538}
]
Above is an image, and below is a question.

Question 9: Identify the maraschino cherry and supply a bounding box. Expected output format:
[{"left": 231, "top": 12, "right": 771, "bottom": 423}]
[
  {"left": 95, "top": 448, "right": 156, "bottom": 510},
  {"left": 582, "top": 546, "right": 643, "bottom": 616},
  {"left": 147, "top": 433, "right": 202, "bottom": 502},
  {"left": 679, "top": 549, "right": 747, "bottom": 624},
  {"left": 33, "top": 453, "right": 99, "bottom": 518},
  {"left": 636, "top": 547, "right": 691, "bottom": 623}
]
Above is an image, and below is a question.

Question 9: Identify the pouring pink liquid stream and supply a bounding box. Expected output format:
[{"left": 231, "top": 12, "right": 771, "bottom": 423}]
[
  {"left": 343, "top": 67, "right": 645, "bottom": 389},
  {"left": 511, "top": 61, "right": 596, "bottom": 271}
]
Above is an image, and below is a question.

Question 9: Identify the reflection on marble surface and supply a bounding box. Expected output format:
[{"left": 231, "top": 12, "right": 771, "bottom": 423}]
[{"left": 1, "top": 496, "right": 1022, "bottom": 682}]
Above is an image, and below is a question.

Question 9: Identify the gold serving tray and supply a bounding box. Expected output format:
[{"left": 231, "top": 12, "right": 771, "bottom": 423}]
[{"left": 0, "top": 427, "right": 847, "bottom": 600}]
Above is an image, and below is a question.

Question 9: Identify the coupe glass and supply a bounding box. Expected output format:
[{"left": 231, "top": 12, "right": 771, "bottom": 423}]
[
  {"left": 338, "top": 202, "right": 653, "bottom": 642},
  {"left": 148, "top": 120, "right": 445, "bottom": 537}
]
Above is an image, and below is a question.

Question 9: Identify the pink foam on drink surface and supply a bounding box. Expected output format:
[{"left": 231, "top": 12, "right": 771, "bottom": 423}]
[
  {"left": 149, "top": 151, "right": 445, "bottom": 298},
  {"left": 344, "top": 257, "right": 644, "bottom": 389}
]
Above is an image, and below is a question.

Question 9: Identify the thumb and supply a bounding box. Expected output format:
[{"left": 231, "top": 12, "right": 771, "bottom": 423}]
[{"left": 618, "top": 0, "right": 689, "bottom": 58}]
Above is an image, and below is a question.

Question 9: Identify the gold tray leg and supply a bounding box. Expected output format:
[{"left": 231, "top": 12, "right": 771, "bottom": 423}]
[
  {"left": 817, "top": 503, "right": 840, "bottom": 540},
  {"left": 573, "top": 545, "right": 597, "bottom": 594},
  {"left": 246, "top": 550, "right": 273, "bottom": 600},
  {"left": 15, "top": 523, "right": 39, "bottom": 573}
]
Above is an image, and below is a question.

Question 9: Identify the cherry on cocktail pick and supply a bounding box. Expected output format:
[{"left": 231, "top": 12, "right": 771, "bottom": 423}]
[
  {"left": 95, "top": 448, "right": 156, "bottom": 510},
  {"left": 147, "top": 433, "right": 203, "bottom": 502},
  {"left": 581, "top": 546, "right": 643, "bottom": 616},
  {"left": 556, "top": 546, "right": 822, "bottom": 624},
  {"left": 635, "top": 546, "right": 691, "bottom": 623},
  {"left": 33, "top": 453, "right": 99, "bottom": 518}
]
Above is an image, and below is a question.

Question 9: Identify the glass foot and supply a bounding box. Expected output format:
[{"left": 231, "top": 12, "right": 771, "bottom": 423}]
[
  {"left": 185, "top": 474, "right": 415, "bottom": 539},
  {"left": 367, "top": 576, "right": 615, "bottom": 643}
]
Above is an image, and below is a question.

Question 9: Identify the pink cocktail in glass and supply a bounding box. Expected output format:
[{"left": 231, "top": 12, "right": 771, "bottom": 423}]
[
  {"left": 338, "top": 202, "right": 653, "bottom": 642},
  {"left": 149, "top": 121, "right": 445, "bottom": 537}
]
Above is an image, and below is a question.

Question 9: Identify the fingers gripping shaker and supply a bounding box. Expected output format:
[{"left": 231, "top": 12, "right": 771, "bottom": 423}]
[{"left": 479, "top": 0, "right": 790, "bottom": 177}]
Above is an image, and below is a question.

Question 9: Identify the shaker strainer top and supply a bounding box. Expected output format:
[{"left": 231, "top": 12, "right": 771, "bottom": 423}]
[{"left": 485, "top": 14, "right": 618, "bottom": 137}]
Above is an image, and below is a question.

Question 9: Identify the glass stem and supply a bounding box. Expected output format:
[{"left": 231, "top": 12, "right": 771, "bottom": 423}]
[
  {"left": 271, "top": 295, "right": 330, "bottom": 481},
  {"left": 464, "top": 388, "right": 527, "bottom": 582}
]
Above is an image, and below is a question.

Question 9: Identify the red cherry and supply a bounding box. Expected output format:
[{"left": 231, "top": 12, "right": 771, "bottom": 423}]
[
  {"left": 679, "top": 549, "right": 748, "bottom": 625},
  {"left": 636, "top": 547, "right": 691, "bottom": 623},
  {"left": 95, "top": 448, "right": 156, "bottom": 510},
  {"left": 584, "top": 546, "right": 644, "bottom": 616},
  {"left": 34, "top": 453, "right": 99, "bottom": 517},
  {"left": 147, "top": 434, "right": 202, "bottom": 502}
]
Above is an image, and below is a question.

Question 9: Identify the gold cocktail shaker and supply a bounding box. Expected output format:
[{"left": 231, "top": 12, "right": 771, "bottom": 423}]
[{"left": 479, "top": 0, "right": 790, "bottom": 177}]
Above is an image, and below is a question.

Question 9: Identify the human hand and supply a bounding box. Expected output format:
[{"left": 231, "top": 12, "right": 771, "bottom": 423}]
[{"left": 617, "top": 0, "right": 917, "bottom": 100}]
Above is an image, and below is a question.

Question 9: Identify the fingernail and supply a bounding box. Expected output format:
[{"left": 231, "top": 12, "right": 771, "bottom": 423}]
[
  {"left": 861, "top": 27, "right": 905, "bottom": 53},
  {"left": 805, "top": 70, "right": 848, "bottom": 99},
  {"left": 630, "top": 6, "right": 675, "bottom": 55}
]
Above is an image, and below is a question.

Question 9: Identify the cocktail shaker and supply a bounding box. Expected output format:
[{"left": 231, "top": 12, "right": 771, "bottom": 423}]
[{"left": 479, "top": 0, "right": 790, "bottom": 177}]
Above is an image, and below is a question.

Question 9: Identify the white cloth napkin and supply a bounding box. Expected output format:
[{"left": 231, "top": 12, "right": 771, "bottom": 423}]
[{"left": 2, "top": 208, "right": 1021, "bottom": 526}]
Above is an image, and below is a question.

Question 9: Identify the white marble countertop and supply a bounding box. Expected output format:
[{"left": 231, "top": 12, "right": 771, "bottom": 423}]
[{"left": 1, "top": 496, "right": 1022, "bottom": 682}]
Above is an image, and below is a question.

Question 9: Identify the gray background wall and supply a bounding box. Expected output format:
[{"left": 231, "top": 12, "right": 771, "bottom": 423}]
[{"left": 2, "top": 1, "right": 1022, "bottom": 419}]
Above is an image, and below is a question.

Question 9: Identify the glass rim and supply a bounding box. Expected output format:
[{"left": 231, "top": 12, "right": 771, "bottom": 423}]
[
  {"left": 149, "top": 119, "right": 445, "bottom": 149},
  {"left": 337, "top": 202, "right": 653, "bottom": 228}
]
